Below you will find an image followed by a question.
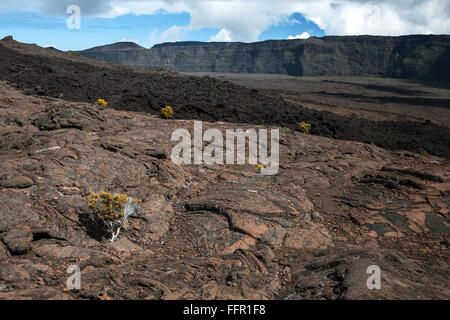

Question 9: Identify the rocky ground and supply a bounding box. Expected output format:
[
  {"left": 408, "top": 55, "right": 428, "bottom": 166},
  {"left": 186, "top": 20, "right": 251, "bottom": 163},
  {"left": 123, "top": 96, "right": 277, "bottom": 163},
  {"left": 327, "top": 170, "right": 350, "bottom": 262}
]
[
  {"left": 1, "top": 36, "right": 450, "bottom": 158},
  {"left": 186, "top": 73, "right": 450, "bottom": 128},
  {"left": 0, "top": 81, "right": 449, "bottom": 300}
]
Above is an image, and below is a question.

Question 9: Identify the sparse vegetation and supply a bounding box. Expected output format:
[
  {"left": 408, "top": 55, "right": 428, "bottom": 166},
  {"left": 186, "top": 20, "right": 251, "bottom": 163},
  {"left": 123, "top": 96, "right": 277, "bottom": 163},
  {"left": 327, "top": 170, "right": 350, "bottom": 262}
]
[
  {"left": 88, "top": 191, "right": 141, "bottom": 242},
  {"left": 299, "top": 121, "right": 311, "bottom": 134},
  {"left": 95, "top": 98, "right": 108, "bottom": 107},
  {"left": 161, "top": 106, "right": 174, "bottom": 119}
]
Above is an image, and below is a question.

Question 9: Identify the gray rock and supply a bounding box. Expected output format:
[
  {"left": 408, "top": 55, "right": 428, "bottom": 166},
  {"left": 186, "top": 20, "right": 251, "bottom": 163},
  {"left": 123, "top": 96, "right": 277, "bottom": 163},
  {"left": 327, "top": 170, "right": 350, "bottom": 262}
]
[
  {"left": 365, "top": 222, "right": 395, "bottom": 236},
  {"left": 2, "top": 227, "right": 32, "bottom": 255}
]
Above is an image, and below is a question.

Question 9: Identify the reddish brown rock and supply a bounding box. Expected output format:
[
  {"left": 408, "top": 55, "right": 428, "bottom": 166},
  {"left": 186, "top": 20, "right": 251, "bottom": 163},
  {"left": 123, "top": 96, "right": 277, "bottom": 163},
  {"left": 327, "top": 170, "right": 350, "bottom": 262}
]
[
  {"left": 0, "top": 81, "right": 448, "bottom": 300},
  {"left": 1, "top": 175, "right": 34, "bottom": 189},
  {"left": 2, "top": 227, "right": 32, "bottom": 255},
  {"left": 284, "top": 227, "right": 332, "bottom": 251}
]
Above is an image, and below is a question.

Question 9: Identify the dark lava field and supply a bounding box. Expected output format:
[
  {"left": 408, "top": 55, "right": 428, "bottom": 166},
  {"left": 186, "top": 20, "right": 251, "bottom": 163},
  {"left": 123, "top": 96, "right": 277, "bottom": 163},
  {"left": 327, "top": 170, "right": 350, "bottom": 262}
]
[{"left": 1, "top": 37, "right": 449, "bottom": 158}]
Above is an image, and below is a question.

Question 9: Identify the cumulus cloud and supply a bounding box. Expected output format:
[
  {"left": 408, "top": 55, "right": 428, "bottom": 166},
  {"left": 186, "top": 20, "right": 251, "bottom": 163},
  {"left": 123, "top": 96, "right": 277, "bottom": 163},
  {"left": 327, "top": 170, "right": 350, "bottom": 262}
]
[
  {"left": 209, "top": 28, "right": 232, "bottom": 42},
  {"left": 157, "top": 25, "right": 187, "bottom": 43},
  {"left": 287, "top": 32, "right": 310, "bottom": 40},
  {"left": 2, "top": 0, "right": 450, "bottom": 42},
  {"left": 290, "top": 0, "right": 450, "bottom": 36},
  {"left": 145, "top": 29, "right": 159, "bottom": 47}
]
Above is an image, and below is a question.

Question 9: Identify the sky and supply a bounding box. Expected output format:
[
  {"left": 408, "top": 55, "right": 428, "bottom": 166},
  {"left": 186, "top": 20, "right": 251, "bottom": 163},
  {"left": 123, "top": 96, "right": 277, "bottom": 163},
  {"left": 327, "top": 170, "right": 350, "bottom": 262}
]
[{"left": 0, "top": 0, "right": 449, "bottom": 51}]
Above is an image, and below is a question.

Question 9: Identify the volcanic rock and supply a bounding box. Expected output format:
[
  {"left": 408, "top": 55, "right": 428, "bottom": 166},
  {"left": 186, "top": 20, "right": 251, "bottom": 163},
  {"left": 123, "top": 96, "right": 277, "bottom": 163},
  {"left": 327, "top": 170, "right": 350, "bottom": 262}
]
[
  {"left": 0, "top": 80, "right": 448, "bottom": 299},
  {"left": 2, "top": 227, "right": 32, "bottom": 255}
]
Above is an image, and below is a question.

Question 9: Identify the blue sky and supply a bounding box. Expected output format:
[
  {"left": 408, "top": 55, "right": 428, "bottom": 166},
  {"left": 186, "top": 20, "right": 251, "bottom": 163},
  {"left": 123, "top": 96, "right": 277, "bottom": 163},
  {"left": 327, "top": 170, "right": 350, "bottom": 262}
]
[
  {"left": 0, "top": 0, "right": 448, "bottom": 51},
  {"left": 0, "top": 10, "right": 324, "bottom": 51}
]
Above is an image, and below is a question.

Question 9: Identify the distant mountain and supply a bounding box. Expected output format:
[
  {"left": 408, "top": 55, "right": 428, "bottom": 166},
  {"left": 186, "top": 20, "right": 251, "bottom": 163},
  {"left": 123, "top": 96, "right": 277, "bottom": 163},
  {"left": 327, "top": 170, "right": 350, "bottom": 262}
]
[
  {"left": 85, "top": 41, "right": 145, "bottom": 51},
  {"left": 79, "top": 35, "right": 450, "bottom": 81},
  {"left": 152, "top": 41, "right": 243, "bottom": 48},
  {"left": 46, "top": 46, "right": 60, "bottom": 52}
]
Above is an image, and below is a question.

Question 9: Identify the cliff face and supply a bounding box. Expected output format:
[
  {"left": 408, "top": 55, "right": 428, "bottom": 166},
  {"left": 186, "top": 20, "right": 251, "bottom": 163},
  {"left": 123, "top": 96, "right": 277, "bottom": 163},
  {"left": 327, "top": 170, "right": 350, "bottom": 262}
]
[{"left": 79, "top": 35, "right": 450, "bottom": 80}]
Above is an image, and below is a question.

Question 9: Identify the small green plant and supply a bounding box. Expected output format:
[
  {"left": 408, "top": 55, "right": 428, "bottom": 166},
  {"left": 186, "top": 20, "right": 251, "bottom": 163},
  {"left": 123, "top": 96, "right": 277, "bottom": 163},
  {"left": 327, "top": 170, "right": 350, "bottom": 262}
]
[
  {"left": 161, "top": 106, "right": 174, "bottom": 119},
  {"left": 95, "top": 99, "right": 108, "bottom": 107},
  {"left": 299, "top": 121, "right": 311, "bottom": 134},
  {"left": 88, "top": 191, "right": 141, "bottom": 242}
]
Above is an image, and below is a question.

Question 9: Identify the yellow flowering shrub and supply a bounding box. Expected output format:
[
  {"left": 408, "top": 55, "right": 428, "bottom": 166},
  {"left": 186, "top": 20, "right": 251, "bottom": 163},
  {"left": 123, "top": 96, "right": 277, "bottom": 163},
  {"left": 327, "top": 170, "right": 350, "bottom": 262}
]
[
  {"left": 88, "top": 191, "right": 127, "bottom": 221},
  {"left": 88, "top": 191, "right": 142, "bottom": 242},
  {"left": 257, "top": 164, "right": 264, "bottom": 170},
  {"left": 161, "top": 106, "right": 174, "bottom": 119},
  {"left": 95, "top": 99, "right": 108, "bottom": 107},
  {"left": 299, "top": 121, "right": 312, "bottom": 134}
]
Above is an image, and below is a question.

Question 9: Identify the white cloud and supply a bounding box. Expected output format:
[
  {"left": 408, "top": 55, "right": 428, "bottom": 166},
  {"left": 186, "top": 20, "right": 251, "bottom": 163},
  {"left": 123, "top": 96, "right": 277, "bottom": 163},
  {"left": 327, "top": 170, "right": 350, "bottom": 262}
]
[
  {"left": 290, "top": 0, "right": 450, "bottom": 36},
  {"left": 209, "top": 28, "right": 232, "bottom": 42},
  {"left": 44, "top": 44, "right": 61, "bottom": 50},
  {"left": 289, "top": 18, "right": 303, "bottom": 25},
  {"left": 186, "top": 2, "right": 282, "bottom": 42},
  {"left": 2, "top": 0, "right": 450, "bottom": 41},
  {"left": 145, "top": 29, "right": 159, "bottom": 47},
  {"left": 287, "top": 32, "right": 310, "bottom": 40},
  {"left": 157, "top": 25, "right": 187, "bottom": 43}
]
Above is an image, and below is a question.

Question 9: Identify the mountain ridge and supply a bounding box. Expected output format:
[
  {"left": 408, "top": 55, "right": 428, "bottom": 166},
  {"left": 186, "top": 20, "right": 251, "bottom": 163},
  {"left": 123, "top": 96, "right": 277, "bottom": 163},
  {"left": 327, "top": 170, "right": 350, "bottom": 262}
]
[
  {"left": 79, "top": 35, "right": 450, "bottom": 80},
  {"left": 86, "top": 41, "right": 146, "bottom": 51}
]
